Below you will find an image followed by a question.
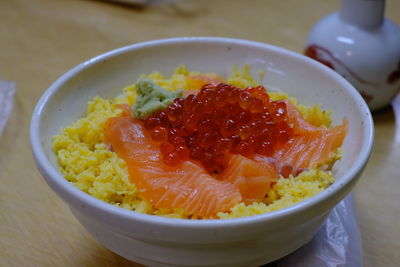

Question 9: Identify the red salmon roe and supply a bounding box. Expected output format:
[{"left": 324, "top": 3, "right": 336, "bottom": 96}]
[
  {"left": 151, "top": 126, "right": 168, "bottom": 142},
  {"left": 141, "top": 83, "right": 293, "bottom": 172}
]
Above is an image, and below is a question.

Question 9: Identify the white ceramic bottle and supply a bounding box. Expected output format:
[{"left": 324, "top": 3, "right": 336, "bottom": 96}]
[{"left": 305, "top": 0, "right": 400, "bottom": 111}]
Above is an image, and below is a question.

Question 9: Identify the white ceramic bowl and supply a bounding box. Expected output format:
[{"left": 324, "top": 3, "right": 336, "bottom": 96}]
[{"left": 30, "top": 37, "right": 373, "bottom": 267}]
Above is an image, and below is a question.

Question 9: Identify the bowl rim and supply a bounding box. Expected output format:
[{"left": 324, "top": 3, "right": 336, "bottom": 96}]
[{"left": 30, "top": 36, "right": 374, "bottom": 228}]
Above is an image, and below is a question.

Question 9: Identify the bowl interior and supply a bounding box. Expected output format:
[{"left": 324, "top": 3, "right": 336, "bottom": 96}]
[{"left": 36, "top": 37, "right": 372, "bottom": 218}]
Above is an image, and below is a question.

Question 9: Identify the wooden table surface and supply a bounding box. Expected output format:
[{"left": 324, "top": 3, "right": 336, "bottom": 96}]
[{"left": 1, "top": 0, "right": 399, "bottom": 266}]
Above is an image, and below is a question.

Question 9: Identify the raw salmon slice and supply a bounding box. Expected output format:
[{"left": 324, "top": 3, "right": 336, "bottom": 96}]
[
  {"left": 219, "top": 154, "right": 279, "bottom": 204},
  {"left": 283, "top": 99, "right": 321, "bottom": 134},
  {"left": 104, "top": 116, "right": 242, "bottom": 218},
  {"left": 271, "top": 100, "right": 347, "bottom": 169},
  {"left": 186, "top": 74, "right": 224, "bottom": 90},
  {"left": 115, "top": 104, "right": 132, "bottom": 117}
]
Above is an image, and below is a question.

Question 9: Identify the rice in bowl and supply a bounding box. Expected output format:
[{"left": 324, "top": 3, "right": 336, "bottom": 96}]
[{"left": 52, "top": 66, "right": 341, "bottom": 219}]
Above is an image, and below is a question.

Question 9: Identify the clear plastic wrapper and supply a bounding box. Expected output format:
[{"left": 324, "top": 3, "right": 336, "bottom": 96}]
[
  {"left": 276, "top": 193, "right": 362, "bottom": 267},
  {"left": 0, "top": 81, "right": 15, "bottom": 136}
]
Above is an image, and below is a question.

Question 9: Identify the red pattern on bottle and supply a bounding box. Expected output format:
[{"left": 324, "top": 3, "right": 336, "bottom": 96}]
[
  {"left": 304, "top": 44, "right": 378, "bottom": 86},
  {"left": 387, "top": 60, "right": 400, "bottom": 84}
]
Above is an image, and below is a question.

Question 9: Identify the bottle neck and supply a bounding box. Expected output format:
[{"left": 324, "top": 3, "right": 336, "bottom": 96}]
[{"left": 339, "top": 0, "right": 385, "bottom": 27}]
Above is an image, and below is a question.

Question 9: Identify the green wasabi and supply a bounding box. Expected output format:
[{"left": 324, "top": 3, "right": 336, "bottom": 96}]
[{"left": 132, "top": 78, "right": 183, "bottom": 119}]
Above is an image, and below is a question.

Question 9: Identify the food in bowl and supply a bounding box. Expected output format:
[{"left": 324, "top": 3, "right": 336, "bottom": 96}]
[
  {"left": 52, "top": 65, "right": 347, "bottom": 219},
  {"left": 31, "top": 37, "right": 374, "bottom": 267}
]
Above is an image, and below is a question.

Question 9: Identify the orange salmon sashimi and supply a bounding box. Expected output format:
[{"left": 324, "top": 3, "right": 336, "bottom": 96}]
[
  {"left": 268, "top": 99, "right": 348, "bottom": 169},
  {"left": 104, "top": 116, "right": 242, "bottom": 218},
  {"left": 115, "top": 104, "right": 132, "bottom": 116},
  {"left": 185, "top": 74, "right": 224, "bottom": 90},
  {"left": 218, "top": 154, "right": 279, "bottom": 204}
]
